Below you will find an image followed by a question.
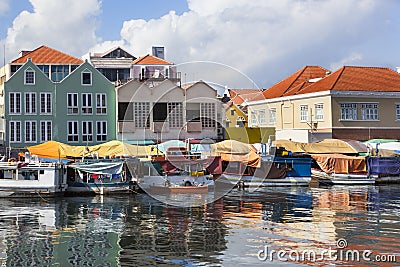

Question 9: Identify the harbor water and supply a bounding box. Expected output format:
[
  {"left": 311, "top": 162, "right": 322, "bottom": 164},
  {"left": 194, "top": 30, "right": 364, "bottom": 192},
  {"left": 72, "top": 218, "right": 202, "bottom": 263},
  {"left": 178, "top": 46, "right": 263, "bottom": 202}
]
[{"left": 0, "top": 185, "right": 399, "bottom": 266}]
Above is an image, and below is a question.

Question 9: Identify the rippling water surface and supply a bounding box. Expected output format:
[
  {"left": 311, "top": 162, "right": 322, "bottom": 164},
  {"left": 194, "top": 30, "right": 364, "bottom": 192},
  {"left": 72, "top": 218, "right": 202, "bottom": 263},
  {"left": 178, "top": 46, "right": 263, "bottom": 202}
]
[{"left": 0, "top": 185, "right": 399, "bottom": 266}]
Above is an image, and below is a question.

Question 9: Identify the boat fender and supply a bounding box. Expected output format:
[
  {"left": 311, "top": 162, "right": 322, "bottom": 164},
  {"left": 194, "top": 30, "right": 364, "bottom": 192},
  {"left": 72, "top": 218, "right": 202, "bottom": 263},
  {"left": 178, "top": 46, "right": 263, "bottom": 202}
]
[{"left": 184, "top": 181, "right": 192, "bottom": 186}]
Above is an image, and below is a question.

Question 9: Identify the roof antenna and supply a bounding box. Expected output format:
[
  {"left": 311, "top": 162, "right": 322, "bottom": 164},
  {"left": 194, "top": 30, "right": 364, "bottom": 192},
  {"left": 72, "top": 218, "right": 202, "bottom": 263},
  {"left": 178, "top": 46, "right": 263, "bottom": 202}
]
[{"left": 3, "top": 44, "right": 5, "bottom": 67}]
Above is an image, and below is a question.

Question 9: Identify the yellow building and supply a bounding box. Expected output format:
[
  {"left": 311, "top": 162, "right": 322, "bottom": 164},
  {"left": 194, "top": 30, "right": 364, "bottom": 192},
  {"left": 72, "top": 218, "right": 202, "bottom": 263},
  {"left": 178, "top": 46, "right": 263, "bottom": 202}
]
[{"left": 246, "top": 66, "right": 400, "bottom": 142}]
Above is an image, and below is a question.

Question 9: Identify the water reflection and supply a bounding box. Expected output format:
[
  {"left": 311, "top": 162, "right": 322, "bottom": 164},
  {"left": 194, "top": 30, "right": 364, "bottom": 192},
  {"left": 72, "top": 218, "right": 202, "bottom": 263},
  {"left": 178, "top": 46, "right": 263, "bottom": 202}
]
[{"left": 0, "top": 185, "right": 398, "bottom": 266}]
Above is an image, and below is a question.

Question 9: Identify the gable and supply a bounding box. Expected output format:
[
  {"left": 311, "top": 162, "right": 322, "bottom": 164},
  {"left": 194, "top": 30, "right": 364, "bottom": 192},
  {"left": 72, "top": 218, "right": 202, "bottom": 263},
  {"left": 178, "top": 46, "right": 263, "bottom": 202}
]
[
  {"left": 100, "top": 47, "right": 136, "bottom": 59},
  {"left": 5, "top": 59, "right": 52, "bottom": 88}
]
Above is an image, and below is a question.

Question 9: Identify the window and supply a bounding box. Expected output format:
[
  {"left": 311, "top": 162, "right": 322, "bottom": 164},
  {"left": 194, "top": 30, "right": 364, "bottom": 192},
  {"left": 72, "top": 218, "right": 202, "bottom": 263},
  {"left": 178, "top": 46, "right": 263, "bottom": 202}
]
[
  {"left": 97, "top": 121, "right": 107, "bottom": 141},
  {"left": 269, "top": 108, "right": 276, "bottom": 124},
  {"left": 82, "top": 121, "right": 93, "bottom": 142},
  {"left": 340, "top": 103, "right": 357, "bottom": 120},
  {"left": 168, "top": 102, "right": 183, "bottom": 128},
  {"left": 9, "top": 121, "right": 21, "bottom": 143},
  {"left": 96, "top": 93, "right": 107, "bottom": 114},
  {"left": 300, "top": 105, "right": 308, "bottom": 122},
  {"left": 315, "top": 103, "right": 324, "bottom": 121},
  {"left": 25, "top": 92, "right": 36, "bottom": 114},
  {"left": 24, "top": 69, "right": 35, "bottom": 84},
  {"left": 40, "top": 92, "right": 52, "bottom": 114},
  {"left": 9, "top": 92, "right": 21, "bottom": 114},
  {"left": 230, "top": 109, "right": 235, "bottom": 116},
  {"left": 82, "top": 71, "right": 92, "bottom": 85},
  {"left": 201, "top": 103, "right": 216, "bottom": 128},
  {"left": 67, "top": 93, "right": 78, "bottom": 114},
  {"left": 25, "top": 121, "right": 37, "bottom": 143},
  {"left": 134, "top": 102, "right": 150, "bottom": 128},
  {"left": 361, "top": 103, "right": 378, "bottom": 120},
  {"left": 396, "top": 104, "right": 400, "bottom": 121},
  {"left": 51, "top": 65, "right": 69, "bottom": 82},
  {"left": 251, "top": 112, "right": 258, "bottom": 125},
  {"left": 259, "top": 109, "right": 266, "bottom": 124},
  {"left": 37, "top": 65, "right": 49, "bottom": 78},
  {"left": 81, "top": 93, "right": 92, "bottom": 114},
  {"left": 153, "top": 103, "right": 168, "bottom": 122},
  {"left": 67, "top": 121, "right": 79, "bottom": 142},
  {"left": 40, "top": 121, "right": 52, "bottom": 142}
]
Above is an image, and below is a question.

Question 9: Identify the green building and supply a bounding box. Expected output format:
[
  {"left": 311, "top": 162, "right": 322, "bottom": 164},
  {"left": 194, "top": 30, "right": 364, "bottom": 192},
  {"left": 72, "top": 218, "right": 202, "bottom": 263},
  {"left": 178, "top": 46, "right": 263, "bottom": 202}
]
[{"left": 4, "top": 57, "right": 116, "bottom": 149}]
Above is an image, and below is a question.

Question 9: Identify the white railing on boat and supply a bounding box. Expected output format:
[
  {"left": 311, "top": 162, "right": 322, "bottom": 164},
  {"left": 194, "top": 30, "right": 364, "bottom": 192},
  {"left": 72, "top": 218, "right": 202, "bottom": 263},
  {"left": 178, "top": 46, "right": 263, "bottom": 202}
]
[{"left": 0, "top": 161, "right": 59, "bottom": 168}]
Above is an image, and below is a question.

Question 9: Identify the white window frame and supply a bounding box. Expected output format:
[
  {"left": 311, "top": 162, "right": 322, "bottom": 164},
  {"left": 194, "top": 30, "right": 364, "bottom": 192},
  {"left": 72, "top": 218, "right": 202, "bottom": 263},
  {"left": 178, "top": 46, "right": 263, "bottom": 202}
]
[
  {"left": 40, "top": 92, "right": 52, "bottom": 115},
  {"left": 9, "top": 121, "right": 21, "bottom": 143},
  {"left": 81, "top": 93, "right": 93, "bottom": 114},
  {"left": 259, "top": 109, "right": 266, "bottom": 124},
  {"left": 251, "top": 111, "right": 258, "bottom": 126},
  {"left": 81, "top": 70, "right": 92, "bottom": 86},
  {"left": 96, "top": 121, "right": 107, "bottom": 142},
  {"left": 315, "top": 103, "right": 324, "bottom": 121},
  {"left": 67, "top": 121, "right": 79, "bottom": 142},
  {"left": 361, "top": 103, "right": 378, "bottom": 121},
  {"left": 396, "top": 103, "right": 400, "bottom": 121},
  {"left": 96, "top": 93, "right": 107, "bottom": 115},
  {"left": 300, "top": 105, "right": 308, "bottom": 122},
  {"left": 9, "top": 92, "right": 22, "bottom": 115},
  {"left": 340, "top": 103, "right": 357, "bottom": 121},
  {"left": 67, "top": 93, "right": 79, "bottom": 115},
  {"left": 25, "top": 92, "right": 37, "bottom": 114},
  {"left": 82, "top": 121, "right": 93, "bottom": 143},
  {"left": 40, "top": 121, "right": 52, "bottom": 142},
  {"left": 269, "top": 108, "right": 276, "bottom": 125},
  {"left": 24, "top": 68, "right": 35, "bottom": 85},
  {"left": 25, "top": 121, "right": 37, "bottom": 143}
]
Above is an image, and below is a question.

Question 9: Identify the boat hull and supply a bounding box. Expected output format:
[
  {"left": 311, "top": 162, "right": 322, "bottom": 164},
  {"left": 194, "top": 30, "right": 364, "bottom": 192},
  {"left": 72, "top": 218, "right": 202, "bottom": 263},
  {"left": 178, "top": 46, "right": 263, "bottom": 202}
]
[
  {"left": 148, "top": 185, "right": 209, "bottom": 194},
  {"left": 65, "top": 181, "right": 133, "bottom": 195},
  {"left": 217, "top": 174, "right": 311, "bottom": 187},
  {"left": 312, "top": 170, "right": 375, "bottom": 185}
]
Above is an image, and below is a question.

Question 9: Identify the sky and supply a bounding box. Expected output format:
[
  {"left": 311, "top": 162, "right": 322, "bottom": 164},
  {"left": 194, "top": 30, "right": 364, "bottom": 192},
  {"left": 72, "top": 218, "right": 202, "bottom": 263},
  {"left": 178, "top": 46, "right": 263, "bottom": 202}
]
[{"left": 1, "top": 0, "right": 400, "bottom": 89}]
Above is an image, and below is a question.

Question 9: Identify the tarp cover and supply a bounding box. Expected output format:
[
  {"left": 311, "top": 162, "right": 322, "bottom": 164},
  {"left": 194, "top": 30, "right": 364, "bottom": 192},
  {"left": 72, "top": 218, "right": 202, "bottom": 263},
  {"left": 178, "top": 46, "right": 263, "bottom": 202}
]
[
  {"left": 367, "top": 157, "right": 400, "bottom": 175},
  {"left": 28, "top": 140, "right": 162, "bottom": 159},
  {"left": 274, "top": 139, "right": 367, "bottom": 154},
  {"left": 69, "top": 161, "right": 124, "bottom": 175},
  {"left": 311, "top": 154, "right": 367, "bottom": 174},
  {"left": 210, "top": 140, "right": 260, "bottom": 168}
]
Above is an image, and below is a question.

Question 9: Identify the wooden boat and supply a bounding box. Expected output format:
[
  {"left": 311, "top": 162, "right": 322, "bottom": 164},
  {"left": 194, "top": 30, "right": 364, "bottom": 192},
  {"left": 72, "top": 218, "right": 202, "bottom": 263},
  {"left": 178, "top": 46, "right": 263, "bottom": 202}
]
[
  {"left": 148, "top": 184, "right": 209, "bottom": 194},
  {"left": 65, "top": 158, "right": 138, "bottom": 195},
  {"left": 310, "top": 154, "right": 375, "bottom": 185},
  {"left": 216, "top": 155, "right": 313, "bottom": 188},
  {"left": 0, "top": 160, "right": 67, "bottom": 197}
]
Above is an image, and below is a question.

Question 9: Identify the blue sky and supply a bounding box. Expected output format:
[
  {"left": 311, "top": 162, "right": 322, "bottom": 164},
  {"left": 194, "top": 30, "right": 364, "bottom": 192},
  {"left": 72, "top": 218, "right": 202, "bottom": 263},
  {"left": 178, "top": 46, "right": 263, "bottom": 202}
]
[{"left": 1, "top": 0, "right": 400, "bottom": 89}]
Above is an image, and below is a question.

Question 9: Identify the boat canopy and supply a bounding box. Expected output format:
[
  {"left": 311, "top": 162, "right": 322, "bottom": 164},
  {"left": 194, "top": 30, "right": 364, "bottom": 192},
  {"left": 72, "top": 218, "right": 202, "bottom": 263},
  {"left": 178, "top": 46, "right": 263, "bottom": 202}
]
[
  {"left": 27, "top": 140, "right": 163, "bottom": 160},
  {"left": 69, "top": 161, "right": 124, "bottom": 175},
  {"left": 210, "top": 140, "right": 260, "bottom": 168},
  {"left": 311, "top": 154, "right": 367, "bottom": 174},
  {"left": 274, "top": 139, "right": 367, "bottom": 154}
]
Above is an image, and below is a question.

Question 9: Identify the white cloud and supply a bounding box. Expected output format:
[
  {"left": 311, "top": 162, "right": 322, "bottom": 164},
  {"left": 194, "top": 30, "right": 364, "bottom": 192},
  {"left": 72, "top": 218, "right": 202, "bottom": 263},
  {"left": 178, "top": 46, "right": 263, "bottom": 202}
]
[
  {"left": 3, "top": 0, "right": 100, "bottom": 62},
  {"left": 0, "top": 0, "right": 9, "bottom": 16},
  {"left": 89, "top": 0, "right": 398, "bottom": 88}
]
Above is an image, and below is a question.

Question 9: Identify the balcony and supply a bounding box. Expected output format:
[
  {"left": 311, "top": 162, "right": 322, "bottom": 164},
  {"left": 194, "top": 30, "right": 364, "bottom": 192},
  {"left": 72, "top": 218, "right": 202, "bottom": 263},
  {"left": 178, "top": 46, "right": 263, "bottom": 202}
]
[
  {"left": 118, "top": 121, "right": 135, "bottom": 133},
  {"left": 186, "top": 122, "right": 202, "bottom": 132},
  {"left": 151, "top": 121, "right": 169, "bottom": 133}
]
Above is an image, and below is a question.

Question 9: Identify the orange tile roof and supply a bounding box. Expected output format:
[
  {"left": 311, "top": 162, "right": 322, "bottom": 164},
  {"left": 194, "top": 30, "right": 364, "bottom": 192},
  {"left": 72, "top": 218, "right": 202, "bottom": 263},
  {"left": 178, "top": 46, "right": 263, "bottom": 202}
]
[
  {"left": 132, "top": 54, "right": 173, "bottom": 65},
  {"left": 12, "top": 45, "right": 83, "bottom": 64},
  {"left": 296, "top": 66, "right": 400, "bottom": 95},
  {"left": 228, "top": 89, "right": 263, "bottom": 105},
  {"left": 262, "top": 66, "right": 330, "bottom": 99}
]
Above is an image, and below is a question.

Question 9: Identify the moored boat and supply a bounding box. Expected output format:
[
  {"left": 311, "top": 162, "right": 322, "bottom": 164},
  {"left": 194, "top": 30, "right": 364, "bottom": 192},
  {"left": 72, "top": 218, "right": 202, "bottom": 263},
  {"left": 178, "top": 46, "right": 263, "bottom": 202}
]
[
  {"left": 0, "top": 160, "right": 67, "bottom": 198},
  {"left": 65, "top": 158, "right": 138, "bottom": 195},
  {"left": 367, "top": 156, "right": 400, "bottom": 184},
  {"left": 148, "top": 184, "right": 209, "bottom": 194}
]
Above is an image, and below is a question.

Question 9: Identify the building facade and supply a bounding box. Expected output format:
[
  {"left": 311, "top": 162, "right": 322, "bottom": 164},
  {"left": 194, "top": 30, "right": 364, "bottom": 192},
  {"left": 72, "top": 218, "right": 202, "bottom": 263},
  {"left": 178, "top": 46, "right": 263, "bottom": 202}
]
[
  {"left": 247, "top": 66, "right": 400, "bottom": 142},
  {"left": 117, "top": 79, "right": 222, "bottom": 142},
  {"left": 4, "top": 58, "right": 116, "bottom": 148}
]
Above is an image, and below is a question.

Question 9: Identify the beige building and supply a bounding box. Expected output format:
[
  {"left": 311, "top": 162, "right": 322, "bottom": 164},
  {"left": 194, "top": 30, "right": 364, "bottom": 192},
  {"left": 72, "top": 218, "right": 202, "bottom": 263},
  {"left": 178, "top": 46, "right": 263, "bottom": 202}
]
[
  {"left": 117, "top": 79, "right": 224, "bottom": 142},
  {"left": 246, "top": 66, "right": 400, "bottom": 142}
]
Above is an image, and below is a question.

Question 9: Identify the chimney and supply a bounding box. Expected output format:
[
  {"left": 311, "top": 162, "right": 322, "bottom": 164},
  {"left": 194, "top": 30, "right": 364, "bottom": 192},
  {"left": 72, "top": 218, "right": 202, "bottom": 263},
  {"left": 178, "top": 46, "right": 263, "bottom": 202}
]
[
  {"left": 19, "top": 50, "right": 31, "bottom": 57},
  {"left": 152, "top": 46, "right": 165, "bottom": 59}
]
